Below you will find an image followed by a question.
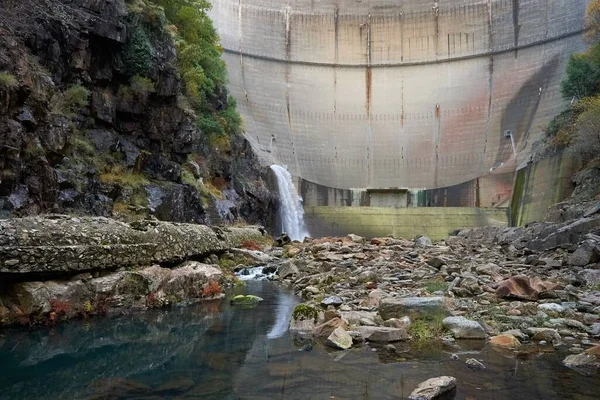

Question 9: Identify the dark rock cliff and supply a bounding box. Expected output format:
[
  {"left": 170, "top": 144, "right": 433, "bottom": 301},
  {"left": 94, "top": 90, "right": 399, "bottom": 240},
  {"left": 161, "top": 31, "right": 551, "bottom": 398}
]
[{"left": 0, "top": 0, "right": 274, "bottom": 227}]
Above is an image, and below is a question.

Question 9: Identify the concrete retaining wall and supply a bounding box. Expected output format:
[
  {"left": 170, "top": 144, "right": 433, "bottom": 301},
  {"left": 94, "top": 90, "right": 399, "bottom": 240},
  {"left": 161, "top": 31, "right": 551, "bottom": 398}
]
[
  {"left": 304, "top": 206, "right": 509, "bottom": 240},
  {"left": 511, "top": 153, "right": 580, "bottom": 226}
]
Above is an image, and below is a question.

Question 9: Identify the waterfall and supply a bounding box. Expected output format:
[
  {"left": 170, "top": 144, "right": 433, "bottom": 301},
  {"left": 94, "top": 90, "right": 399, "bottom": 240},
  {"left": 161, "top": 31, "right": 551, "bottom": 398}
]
[{"left": 270, "top": 165, "right": 309, "bottom": 241}]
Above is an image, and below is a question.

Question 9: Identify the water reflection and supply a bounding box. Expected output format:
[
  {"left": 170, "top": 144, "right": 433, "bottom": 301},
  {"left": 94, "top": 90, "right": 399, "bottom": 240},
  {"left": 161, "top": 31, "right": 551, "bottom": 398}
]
[{"left": 0, "top": 281, "right": 597, "bottom": 400}]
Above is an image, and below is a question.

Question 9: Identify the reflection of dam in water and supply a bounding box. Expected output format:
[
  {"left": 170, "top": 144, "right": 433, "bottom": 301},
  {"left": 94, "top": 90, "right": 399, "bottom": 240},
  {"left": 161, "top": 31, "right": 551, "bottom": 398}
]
[{"left": 210, "top": 0, "right": 588, "bottom": 207}]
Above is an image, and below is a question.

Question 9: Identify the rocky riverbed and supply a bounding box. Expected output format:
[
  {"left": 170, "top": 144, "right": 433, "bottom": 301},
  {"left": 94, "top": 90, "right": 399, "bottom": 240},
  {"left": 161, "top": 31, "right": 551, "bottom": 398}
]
[{"left": 236, "top": 214, "right": 600, "bottom": 379}]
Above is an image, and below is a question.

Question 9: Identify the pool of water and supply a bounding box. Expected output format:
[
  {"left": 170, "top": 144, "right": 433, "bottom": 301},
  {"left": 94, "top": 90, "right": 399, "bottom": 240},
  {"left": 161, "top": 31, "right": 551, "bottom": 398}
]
[{"left": 0, "top": 281, "right": 597, "bottom": 400}]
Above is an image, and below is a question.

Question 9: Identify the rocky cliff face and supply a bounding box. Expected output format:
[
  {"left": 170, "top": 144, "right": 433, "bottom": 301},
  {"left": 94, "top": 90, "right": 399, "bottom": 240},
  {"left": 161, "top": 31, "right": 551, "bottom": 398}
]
[{"left": 0, "top": 0, "right": 273, "bottom": 226}]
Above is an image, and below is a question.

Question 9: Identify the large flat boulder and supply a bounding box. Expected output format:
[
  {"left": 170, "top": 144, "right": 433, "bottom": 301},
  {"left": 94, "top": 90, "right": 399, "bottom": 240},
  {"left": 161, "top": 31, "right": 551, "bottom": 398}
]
[
  {"left": 0, "top": 215, "right": 269, "bottom": 274},
  {"left": 442, "top": 316, "right": 486, "bottom": 339},
  {"left": 379, "top": 297, "right": 448, "bottom": 320}
]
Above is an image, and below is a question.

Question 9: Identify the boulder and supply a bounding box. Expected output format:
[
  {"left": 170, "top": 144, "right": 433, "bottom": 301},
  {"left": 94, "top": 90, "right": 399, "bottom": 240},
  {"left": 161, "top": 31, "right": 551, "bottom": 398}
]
[
  {"left": 489, "top": 334, "right": 521, "bottom": 350},
  {"left": 347, "top": 234, "right": 365, "bottom": 244},
  {"left": 465, "top": 358, "right": 486, "bottom": 370},
  {"left": 383, "top": 316, "right": 411, "bottom": 329},
  {"left": 495, "top": 275, "right": 561, "bottom": 301},
  {"left": 530, "top": 329, "right": 561, "bottom": 345},
  {"left": 321, "top": 296, "right": 343, "bottom": 308},
  {"left": 414, "top": 236, "right": 432, "bottom": 248},
  {"left": 568, "top": 240, "right": 600, "bottom": 266},
  {"left": 379, "top": 297, "right": 448, "bottom": 320},
  {"left": 578, "top": 269, "right": 600, "bottom": 288},
  {"left": 442, "top": 316, "right": 486, "bottom": 339},
  {"left": 563, "top": 351, "right": 600, "bottom": 376},
  {"left": 230, "top": 295, "right": 263, "bottom": 307},
  {"left": 0, "top": 216, "right": 270, "bottom": 274},
  {"left": 325, "top": 327, "right": 353, "bottom": 350},
  {"left": 356, "top": 326, "right": 410, "bottom": 342},
  {"left": 408, "top": 376, "right": 457, "bottom": 400},
  {"left": 277, "top": 260, "right": 299, "bottom": 279},
  {"left": 314, "top": 317, "right": 348, "bottom": 339}
]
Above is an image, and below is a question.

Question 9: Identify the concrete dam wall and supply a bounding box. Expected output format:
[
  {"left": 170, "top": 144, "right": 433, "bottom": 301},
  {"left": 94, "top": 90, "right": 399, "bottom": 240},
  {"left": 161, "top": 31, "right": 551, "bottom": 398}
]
[{"left": 210, "top": 0, "right": 589, "bottom": 191}]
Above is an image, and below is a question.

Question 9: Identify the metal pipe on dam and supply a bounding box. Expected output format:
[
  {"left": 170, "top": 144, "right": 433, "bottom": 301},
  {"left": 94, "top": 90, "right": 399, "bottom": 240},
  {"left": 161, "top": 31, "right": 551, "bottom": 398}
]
[{"left": 209, "top": 0, "right": 589, "bottom": 190}]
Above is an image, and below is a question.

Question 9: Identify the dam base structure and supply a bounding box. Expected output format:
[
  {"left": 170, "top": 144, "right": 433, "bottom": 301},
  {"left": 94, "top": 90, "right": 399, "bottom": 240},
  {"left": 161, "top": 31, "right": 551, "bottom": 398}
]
[{"left": 210, "top": 0, "right": 589, "bottom": 233}]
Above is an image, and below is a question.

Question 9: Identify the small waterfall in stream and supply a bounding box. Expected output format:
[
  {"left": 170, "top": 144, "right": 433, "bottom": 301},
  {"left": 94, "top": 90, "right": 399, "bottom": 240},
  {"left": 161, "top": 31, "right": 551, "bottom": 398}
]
[{"left": 270, "top": 165, "right": 309, "bottom": 241}]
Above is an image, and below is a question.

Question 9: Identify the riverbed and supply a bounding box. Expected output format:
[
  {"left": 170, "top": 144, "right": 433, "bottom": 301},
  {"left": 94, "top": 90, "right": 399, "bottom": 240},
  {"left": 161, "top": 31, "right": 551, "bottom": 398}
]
[{"left": 0, "top": 281, "right": 596, "bottom": 400}]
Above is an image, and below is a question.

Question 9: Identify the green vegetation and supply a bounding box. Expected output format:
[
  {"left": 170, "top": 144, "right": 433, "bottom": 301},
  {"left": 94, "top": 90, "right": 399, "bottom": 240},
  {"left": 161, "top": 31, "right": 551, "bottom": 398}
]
[
  {"left": 151, "top": 0, "right": 241, "bottom": 138},
  {"left": 0, "top": 72, "right": 17, "bottom": 88},
  {"left": 424, "top": 279, "right": 448, "bottom": 293},
  {"left": 52, "top": 85, "right": 90, "bottom": 116},
  {"left": 292, "top": 304, "right": 319, "bottom": 322},
  {"left": 123, "top": 22, "right": 154, "bottom": 77},
  {"left": 100, "top": 165, "right": 150, "bottom": 188},
  {"left": 408, "top": 311, "right": 446, "bottom": 342},
  {"left": 546, "top": 0, "right": 600, "bottom": 160}
]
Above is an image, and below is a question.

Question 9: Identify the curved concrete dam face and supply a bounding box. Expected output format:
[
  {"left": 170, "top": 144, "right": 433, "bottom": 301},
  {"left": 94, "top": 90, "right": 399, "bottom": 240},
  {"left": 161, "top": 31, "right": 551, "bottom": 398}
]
[{"left": 210, "top": 0, "right": 589, "bottom": 190}]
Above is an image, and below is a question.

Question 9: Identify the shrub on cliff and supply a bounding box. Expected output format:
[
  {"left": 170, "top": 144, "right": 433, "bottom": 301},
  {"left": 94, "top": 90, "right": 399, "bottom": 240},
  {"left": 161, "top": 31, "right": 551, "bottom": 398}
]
[
  {"left": 123, "top": 22, "right": 154, "bottom": 77},
  {"left": 52, "top": 84, "right": 90, "bottom": 116},
  {"left": 0, "top": 72, "right": 17, "bottom": 88}
]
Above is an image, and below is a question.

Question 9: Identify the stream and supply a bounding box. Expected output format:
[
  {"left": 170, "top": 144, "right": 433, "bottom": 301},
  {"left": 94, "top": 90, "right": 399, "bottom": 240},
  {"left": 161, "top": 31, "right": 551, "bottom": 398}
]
[{"left": 0, "top": 280, "right": 597, "bottom": 400}]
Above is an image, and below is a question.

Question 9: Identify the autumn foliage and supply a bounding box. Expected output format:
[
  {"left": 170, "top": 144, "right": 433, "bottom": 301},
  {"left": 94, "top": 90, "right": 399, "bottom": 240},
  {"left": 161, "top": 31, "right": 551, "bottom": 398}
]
[
  {"left": 202, "top": 280, "right": 222, "bottom": 298},
  {"left": 241, "top": 239, "right": 261, "bottom": 251}
]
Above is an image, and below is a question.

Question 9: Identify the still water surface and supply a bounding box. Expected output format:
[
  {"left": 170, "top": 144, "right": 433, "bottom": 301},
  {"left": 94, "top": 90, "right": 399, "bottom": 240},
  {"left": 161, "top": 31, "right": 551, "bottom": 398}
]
[{"left": 0, "top": 281, "right": 597, "bottom": 399}]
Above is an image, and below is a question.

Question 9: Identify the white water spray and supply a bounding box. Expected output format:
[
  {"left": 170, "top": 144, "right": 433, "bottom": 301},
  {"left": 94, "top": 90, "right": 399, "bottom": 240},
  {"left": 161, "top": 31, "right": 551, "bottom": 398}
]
[{"left": 270, "top": 165, "right": 309, "bottom": 241}]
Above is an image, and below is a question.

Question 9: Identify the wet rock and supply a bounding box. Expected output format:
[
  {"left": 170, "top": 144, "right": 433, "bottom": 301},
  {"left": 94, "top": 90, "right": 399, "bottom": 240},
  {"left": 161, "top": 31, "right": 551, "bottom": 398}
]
[
  {"left": 379, "top": 297, "right": 448, "bottom": 320},
  {"left": 155, "top": 378, "right": 196, "bottom": 394},
  {"left": 465, "top": 358, "right": 486, "bottom": 370},
  {"left": 489, "top": 334, "right": 521, "bottom": 350},
  {"left": 356, "top": 326, "right": 410, "bottom": 342},
  {"left": 230, "top": 295, "right": 263, "bottom": 308},
  {"left": 530, "top": 329, "right": 562, "bottom": 346},
  {"left": 321, "top": 296, "right": 343, "bottom": 308},
  {"left": 275, "top": 233, "right": 291, "bottom": 246},
  {"left": 408, "top": 376, "right": 457, "bottom": 400},
  {"left": 325, "top": 327, "right": 353, "bottom": 350},
  {"left": 563, "top": 351, "right": 600, "bottom": 376},
  {"left": 442, "top": 316, "right": 486, "bottom": 339}
]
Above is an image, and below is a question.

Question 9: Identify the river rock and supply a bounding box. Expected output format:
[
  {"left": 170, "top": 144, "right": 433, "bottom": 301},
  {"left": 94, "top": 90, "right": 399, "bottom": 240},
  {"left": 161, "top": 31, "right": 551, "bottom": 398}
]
[
  {"left": 563, "top": 351, "right": 600, "bottom": 376},
  {"left": 465, "top": 358, "right": 486, "bottom": 370},
  {"left": 277, "top": 260, "right": 299, "bottom": 279},
  {"left": 414, "top": 236, "right": 432, "bottom": 248},
  {"left": 383, "top": 316, "right": 411, "bottom": 329},
  {"left": 314, "top": 317, "right": 348, "bottom": 339},
  {"left": 340, "top": 310, "right": 378, "bottom": 325},
  {"left": 347, "top": 234, "right": 365, "bottom": 244},
  {"left": 230, "top": 295, "right": 263, "bottom": 307},
  {"left": 489, "top": 334, "right": 521, "bottom": 349},
  {"left": 568, "top": 240, "right": 600, "bottom": 266},
  {"left": 321, "top": 296, "right": 343, "bottom": 307},
  {"left": 529, "top": 328, "right": 561, "bottom": 345},
  {"left": 379, "top": 297, "right": 448, "bottom": 320},
  {"left": 578, "top": 269, "right": 600, "bottom": 287},
  {"left": 442, "top": 316, "right": 486, "bottom": 339},
  {"left": 356, "top": 326, "right": 410, "bottom": 342},
  {"left": 408, "top": 376, "right": 457, "bottom": 400},
  {"left": 325, "top": 327, "right": 353, "bottom": 350}
]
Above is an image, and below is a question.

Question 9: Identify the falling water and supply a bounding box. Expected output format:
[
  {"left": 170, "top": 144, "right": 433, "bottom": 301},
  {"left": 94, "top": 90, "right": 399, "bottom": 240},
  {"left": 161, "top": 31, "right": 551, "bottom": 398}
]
[{"left": 270, "top": 165, "right": 309, "bottom": 241}]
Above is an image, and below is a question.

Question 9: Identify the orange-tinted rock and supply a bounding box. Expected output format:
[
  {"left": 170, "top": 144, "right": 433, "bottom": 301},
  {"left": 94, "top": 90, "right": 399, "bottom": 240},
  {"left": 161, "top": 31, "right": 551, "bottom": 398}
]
[
  {"left": 585, "top": 344, "right": 600, "bottom": 358},
  {"left": 496, "top": 275, "right": 561, "bottom": 301},
  {"left": 490, "top": 334, "right": 521, "bottom": 350}
]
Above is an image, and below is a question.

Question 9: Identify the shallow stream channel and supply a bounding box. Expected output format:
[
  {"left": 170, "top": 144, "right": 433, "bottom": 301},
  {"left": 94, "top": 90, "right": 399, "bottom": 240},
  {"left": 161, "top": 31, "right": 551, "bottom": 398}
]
[{"left": 0, "top": 278, "right": 597, "bottom": 400}]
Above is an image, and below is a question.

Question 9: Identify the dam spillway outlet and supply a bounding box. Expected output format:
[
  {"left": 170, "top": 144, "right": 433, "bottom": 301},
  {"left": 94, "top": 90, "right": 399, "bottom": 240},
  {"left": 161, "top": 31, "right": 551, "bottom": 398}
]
[{"left": 210, "top": 0, "right": 589, "bottom": 192}]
